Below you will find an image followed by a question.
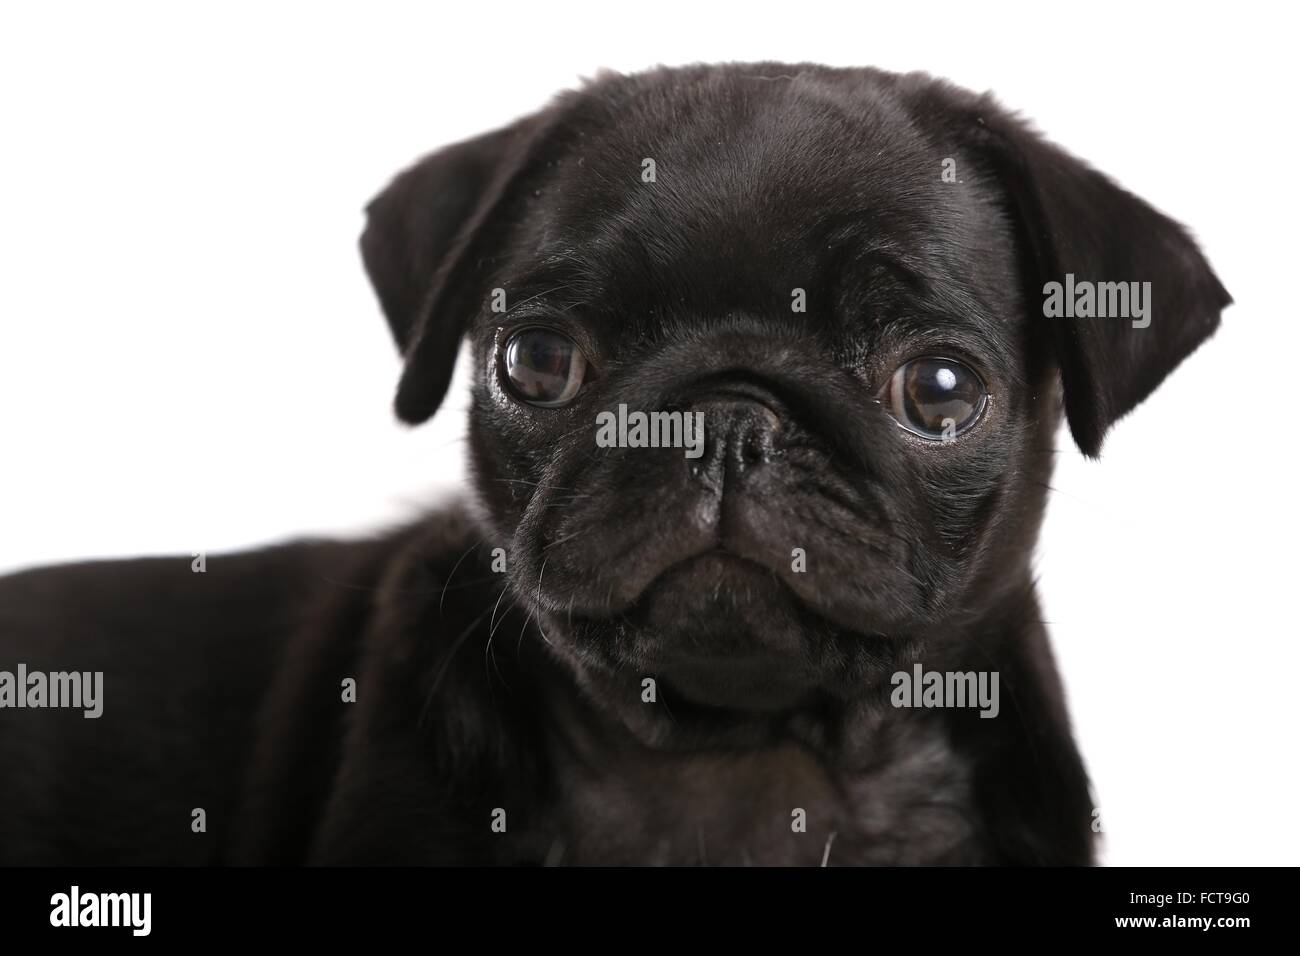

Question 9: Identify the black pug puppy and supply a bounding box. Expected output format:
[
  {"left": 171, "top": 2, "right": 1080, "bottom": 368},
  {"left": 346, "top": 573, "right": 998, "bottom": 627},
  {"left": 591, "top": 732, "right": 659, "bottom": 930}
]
[{"left": 0, "top": 63, "right": 1228, "bottom": 866}]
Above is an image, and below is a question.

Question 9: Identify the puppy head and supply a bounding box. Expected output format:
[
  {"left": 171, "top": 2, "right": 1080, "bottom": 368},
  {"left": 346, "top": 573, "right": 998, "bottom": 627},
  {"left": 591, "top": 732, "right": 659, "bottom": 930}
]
[{"left": 361, "top": 65, "right": 1228, "bottom": 744}]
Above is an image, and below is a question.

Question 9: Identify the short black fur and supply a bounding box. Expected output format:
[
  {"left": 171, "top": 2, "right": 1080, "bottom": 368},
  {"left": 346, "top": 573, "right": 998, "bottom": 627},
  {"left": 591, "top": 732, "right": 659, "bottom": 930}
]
[{"left": 0, "top": 64, "right": 1229, "bottom": 865}]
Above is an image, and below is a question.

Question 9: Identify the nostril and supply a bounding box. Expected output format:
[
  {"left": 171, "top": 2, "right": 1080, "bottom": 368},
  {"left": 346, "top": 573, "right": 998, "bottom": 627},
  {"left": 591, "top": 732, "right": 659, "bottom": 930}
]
[
  {"left": 739, "top": 431, "right": 768, "bottom": 466},
  {"left": 732, "top": 408, "right": 779, "bottom": 472}
]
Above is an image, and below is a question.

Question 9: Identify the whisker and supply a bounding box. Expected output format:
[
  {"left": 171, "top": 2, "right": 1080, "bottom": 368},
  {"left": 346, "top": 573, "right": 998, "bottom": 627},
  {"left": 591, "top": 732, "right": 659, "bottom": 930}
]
[
  {"left": 440, "top": 537, "right": 486, "bottom": 615},
  {"left": 420, "top": 598, "right": 500, "bottom": 726}
]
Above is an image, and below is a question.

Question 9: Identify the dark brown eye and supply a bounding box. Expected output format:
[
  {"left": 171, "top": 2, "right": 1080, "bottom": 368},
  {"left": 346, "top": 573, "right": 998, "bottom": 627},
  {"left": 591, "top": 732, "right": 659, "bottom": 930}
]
[
  {"left": 503, "top": 328, "right": 587, "bottom": 406},
  {"left": 881, "top": 357, "right": 987, "bottom": 440}
]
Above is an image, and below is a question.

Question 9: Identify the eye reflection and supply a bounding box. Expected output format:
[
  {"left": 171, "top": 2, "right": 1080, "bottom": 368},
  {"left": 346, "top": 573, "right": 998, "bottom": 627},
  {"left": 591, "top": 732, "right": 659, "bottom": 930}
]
[
  {"left": 503, "top": 328, "right": 588, "bottom": 406},
  {"left": 881, "top": 357, "right": 987, "bottom": 439}
]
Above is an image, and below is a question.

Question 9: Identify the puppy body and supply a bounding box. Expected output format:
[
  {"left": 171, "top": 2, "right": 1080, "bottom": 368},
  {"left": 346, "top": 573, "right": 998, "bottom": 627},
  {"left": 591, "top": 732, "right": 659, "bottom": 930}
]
[
  {"left": 0, "top": 63, "right": 1229, "bottom": 865},
  {"left": 0, "top": 512, "right": 1087, "bottom": 865}
]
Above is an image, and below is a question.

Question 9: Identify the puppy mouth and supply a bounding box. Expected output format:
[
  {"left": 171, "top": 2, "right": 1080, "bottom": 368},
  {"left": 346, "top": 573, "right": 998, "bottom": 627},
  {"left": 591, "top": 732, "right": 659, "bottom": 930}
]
[
  {"left": 528, "top": 484, "right": 921, "bottom": 713},
  {"left": 636, "top": 548, "right": 783, "bottom": 601},
  {"left": 618, "top": 542, "right": 801, "bottom": 621},
  {"left": 620, "top": 538, "right": 892, "bottom": 637},
  {"left": 609, "top": 549, "right": 835, "bottom": 707},
  {"left": 534, "top": 490, "right": 915, "bottom": 638}
]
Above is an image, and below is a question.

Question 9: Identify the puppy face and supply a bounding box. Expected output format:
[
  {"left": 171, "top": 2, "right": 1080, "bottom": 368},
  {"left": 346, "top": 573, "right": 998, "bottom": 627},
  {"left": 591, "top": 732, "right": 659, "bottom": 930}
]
[
  {"left": 362, "top": 65, "right": 1228, "bottom": 741},
  {"left": 464, "top": 88, "right": 1036, "bottom": 716}
]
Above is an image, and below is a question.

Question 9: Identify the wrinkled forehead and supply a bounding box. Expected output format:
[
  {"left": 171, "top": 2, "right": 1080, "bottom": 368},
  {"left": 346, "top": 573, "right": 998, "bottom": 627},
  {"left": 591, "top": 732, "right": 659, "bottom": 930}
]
[{"left": 498, "top": 76, "right": 1022, "bottom": 364}]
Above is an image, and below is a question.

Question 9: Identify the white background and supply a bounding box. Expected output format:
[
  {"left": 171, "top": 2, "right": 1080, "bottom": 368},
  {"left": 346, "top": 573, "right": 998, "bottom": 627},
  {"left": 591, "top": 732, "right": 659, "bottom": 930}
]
[{"left": 1, "top": 1, "right": 1295, "bottom": 865}]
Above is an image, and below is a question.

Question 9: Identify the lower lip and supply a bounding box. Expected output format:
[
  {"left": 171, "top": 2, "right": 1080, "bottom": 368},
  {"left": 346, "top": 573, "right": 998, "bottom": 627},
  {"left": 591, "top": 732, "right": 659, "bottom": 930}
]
[{"left": 656, "top": 549, "right": 777, "bottom": 585}]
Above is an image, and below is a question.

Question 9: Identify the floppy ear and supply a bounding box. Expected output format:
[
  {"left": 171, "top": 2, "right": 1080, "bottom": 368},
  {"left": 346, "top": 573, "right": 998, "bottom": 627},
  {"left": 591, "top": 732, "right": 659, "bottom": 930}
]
[
  {"left": 949, "top": 95, "right": 1231, "bottom": 456},
  {"left": 360, "top": 113, "right": 550, "bottom": 424}
]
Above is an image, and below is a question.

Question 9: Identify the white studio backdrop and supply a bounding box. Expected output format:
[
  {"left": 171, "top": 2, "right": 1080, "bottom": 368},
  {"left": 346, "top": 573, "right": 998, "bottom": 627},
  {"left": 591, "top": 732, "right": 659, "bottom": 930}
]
[{"left": 1, "top": 1, "right": 1295, "bottom": 865}]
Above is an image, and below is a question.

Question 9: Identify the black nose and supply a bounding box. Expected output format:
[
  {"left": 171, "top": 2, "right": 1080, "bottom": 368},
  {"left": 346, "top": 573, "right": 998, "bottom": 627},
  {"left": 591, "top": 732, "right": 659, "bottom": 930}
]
[{"left": 687, "top": 396, "right": 781, "bottom": 486}]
